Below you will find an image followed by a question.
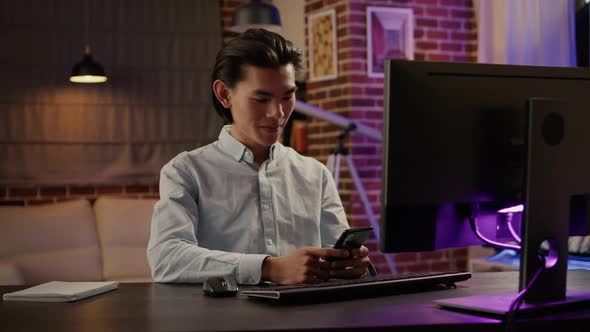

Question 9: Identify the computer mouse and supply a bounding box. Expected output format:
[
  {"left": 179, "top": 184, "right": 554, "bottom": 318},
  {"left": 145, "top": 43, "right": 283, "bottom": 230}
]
[{"left": 202, "top": 276, "right": 239, "bottom": 297}]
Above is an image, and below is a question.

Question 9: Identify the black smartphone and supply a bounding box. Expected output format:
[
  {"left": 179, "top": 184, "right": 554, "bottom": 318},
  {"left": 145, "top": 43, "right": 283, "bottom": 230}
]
[{"left": 327, "top": 226, "right": 374, "bottom": 260}]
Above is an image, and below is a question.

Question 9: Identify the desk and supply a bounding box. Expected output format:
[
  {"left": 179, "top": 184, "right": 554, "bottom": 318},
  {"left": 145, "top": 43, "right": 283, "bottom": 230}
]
[{"left": 1, "top": 271, "right": 590, "bottom": 332}]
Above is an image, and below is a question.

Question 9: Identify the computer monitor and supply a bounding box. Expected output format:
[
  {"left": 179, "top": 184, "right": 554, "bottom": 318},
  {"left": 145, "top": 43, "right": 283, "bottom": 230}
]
[{"left": 380, "top": 60, "right": 590, "bottom": 314}]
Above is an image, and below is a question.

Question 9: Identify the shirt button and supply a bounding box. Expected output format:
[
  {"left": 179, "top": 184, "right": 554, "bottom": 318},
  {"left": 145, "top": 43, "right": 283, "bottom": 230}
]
[
  {"left": 263, "top": 204, "right": 269, "bottom": 210},
  {"left": 267, "top": 239, "right": 273, "bottom": 245}
]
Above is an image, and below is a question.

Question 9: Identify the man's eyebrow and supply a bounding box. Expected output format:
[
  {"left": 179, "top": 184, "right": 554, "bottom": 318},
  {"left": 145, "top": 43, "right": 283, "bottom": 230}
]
[
  {"left": 253, "top": 90, "right": 273, "bottom": 97},
  {"left": 283, "top": 87, "right": 297, "bottom": 95},
  {"left": 253, "top": 87, "right": 298, "bottom": 97}
]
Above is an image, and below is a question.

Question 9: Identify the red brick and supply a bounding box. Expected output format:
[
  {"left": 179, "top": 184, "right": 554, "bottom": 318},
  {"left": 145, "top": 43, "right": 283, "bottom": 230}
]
[
  {"left": 350, "top": 13, "right": 365, "bottom": 24},
  {"left": 329, "top": 88, "right": 343, "bottom": 98},
  {"left": 365, "top": 87, "right": 383, "bottom": 95},
  {"left": 126, "top": 185, "right": 151, "bottom": 193},
  {"left": 349, "top": 26, "right": 365, "bottom": 36},
  {"left": 464, "top": 21, "right": 477, "bottom": 30},
  {"left": 69, "top": 186, "right": 96, "bottom": 195},
  {"left": 305, "top": 1, "right": 323, "bottom": 13},
  {"left": 441, "top": 0, "right": 464, "bottom": 6},
  {"left": 97, "top": 185, "right": 123, "bottom": 194},
  {"left": 427, "top": 53, "right": 450, "bottom": 61},
  {"left": 465, "top": 43, "right": 478, "bottom": 52},
  {"left": 416, "top": 18, "right": 438, "bottom": 28},
  {"left": 397, "top": 263, "right": 430, "bottom": 274},
  {"left": 415, "top": 52, "right": 426, "bottom": 60},
  {"left": 451, "top": 31, "right": 477, "bottom": 41},
  {"left": 451, "top": 9, "right": 474, "bottom": 19},
  {"left": 341, "top": 62, "right": 363, "bottom": 72},
  {"left": 416, "top": 41, "right": 438, "bottom": 50},
  {"left": 452, "top": 55, "right": 477, "bottom": 62},
  {"left": 312, "top": 90, "right": 327, "bottom": 99},
  {"left": 412, "top": 6, "right": 424, "bottom": 16},
  {"left": 418, "top": 250, "right": 445, "bottom": 261},
  {"left": 441, "top": 42, "right": 462, "bottom": 52},
  {"left": 414, "top": 29, "right": 424, "bottom": 39},
  {"left": 430, "top": 261, "right": 453, "bottom": 272},
  {"left": 352, "top": 146, "right": 376, "bottom": 155},
  {"left": 9, "top": 187, "right": 38, "bottom": 197},
  {"left": 392, "top": 252, "right": 418, "bottom": 264},
  {"left": 369, "top": 253, "right": 387, "bottom": 264},
  {"left": 415, "top": 0, "right": 438, "bottom": 5},
  {"left": 349, "top": 2, "right": 364, "bottom": 12},
  {"left": 450, "top": 247, "right": 469, "bottom": 258},
  {"left": 426, "top": 7, "right": 448, "bottom": 17},
  {"left": 375, "top": 263, "right": 393, "bottom": 275},
  {"left": 348, "top": 38, "right": 365, "bottom": 48},
  {"left": 335, "top": 99, "right": 350, "bottom": 108},
  {"left": 350, "top": 99, "right": 374, "bottom": 107},
  {"left": 426, "top": 30, "right": 448, "bottom": 39},
  {"left": 440, "top": 20, "right": 461, "bottom": 29},
  {"left": 452, "top": 257, "right": 469, "bottom": 270}
]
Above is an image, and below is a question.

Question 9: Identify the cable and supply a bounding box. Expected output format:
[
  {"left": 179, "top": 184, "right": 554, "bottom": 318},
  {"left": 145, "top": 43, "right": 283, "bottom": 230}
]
[
  {"left": 504, "top": 254, "right": 546, "bottom": 331},
  {"left": 505, "top": 212, "right": 522, "bottom": 244},
  {"left": 468, "top": 216, "right": 521, "bottom": 251}
]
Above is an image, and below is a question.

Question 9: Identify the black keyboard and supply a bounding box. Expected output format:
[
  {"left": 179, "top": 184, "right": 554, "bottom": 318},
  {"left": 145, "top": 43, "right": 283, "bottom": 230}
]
[{"left": 240, "top": 271, "right": 471, "bottom": 302}]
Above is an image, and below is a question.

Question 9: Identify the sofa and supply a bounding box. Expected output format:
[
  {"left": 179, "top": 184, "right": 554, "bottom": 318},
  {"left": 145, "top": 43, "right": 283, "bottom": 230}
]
[{"left": 0, "top": 196, "right": 157, "bottom": 285}]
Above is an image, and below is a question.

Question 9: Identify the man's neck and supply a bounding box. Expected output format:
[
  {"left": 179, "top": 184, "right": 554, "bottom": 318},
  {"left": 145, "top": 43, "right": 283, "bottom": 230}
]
[{"left": 252, "top": 148, "right": 270, "bottom": 166}]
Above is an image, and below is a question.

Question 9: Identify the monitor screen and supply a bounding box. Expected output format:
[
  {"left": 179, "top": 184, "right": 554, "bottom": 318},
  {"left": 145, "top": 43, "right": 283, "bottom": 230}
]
[{"left": 380, "top": 60, "right": 590, "bottom": 254}]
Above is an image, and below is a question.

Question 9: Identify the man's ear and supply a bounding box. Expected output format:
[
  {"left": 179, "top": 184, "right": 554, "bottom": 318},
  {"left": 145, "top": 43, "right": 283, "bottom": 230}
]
[{"left": 213, "top": 80, "right": 232, "bottom": 108}]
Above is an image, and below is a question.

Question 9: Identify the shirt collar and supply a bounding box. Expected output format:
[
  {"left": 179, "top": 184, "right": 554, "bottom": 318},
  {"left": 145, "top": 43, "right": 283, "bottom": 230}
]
[{"left": 218, "top": 125, "right": 283, "bottom": 163}]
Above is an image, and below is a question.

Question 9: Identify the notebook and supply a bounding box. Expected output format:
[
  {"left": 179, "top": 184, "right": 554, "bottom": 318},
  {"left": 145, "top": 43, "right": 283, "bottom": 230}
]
[{"left": 2, "top": 281, "right": 119, "bottom": 302}]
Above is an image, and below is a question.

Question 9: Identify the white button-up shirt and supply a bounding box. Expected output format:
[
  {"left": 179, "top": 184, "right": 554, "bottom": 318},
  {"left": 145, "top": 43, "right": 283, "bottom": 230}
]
[{"left": 147, "top": 125, "right": 349, "bottom": 284}]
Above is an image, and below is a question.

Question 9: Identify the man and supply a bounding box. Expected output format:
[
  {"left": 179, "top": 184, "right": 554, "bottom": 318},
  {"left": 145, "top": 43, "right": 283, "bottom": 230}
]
[{"left": 147, "top": 29, "right": 370, "bottom": 285}]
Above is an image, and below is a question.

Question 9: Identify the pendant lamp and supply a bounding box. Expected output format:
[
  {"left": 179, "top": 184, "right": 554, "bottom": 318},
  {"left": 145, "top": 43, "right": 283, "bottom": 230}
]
[
  {"left": 70, "top": 46, "right": 107, "bottom": 83},
  {"left": 69, "top": 0, "right": 107, "bottom": 83},
  {"left": 230, "top": 0, "right": 282, "bottom": 33}
]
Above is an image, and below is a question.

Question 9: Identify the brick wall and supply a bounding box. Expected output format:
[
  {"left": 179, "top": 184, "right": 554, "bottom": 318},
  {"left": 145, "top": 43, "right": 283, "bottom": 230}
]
[
  {"left": 0, "top": 183, "right": 159, "bottom": 206},
  {"left": 2, "top": 0, "right": 475, "bottom": 275},
  {"left": 304, "top": 0, "right": 477, "bottom": 275}
]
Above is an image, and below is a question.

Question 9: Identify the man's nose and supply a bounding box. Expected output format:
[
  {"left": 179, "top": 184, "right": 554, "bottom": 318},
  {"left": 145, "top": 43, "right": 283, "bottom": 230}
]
[{"left": 268, "top": 102, "right": 284, "bottom": 118}]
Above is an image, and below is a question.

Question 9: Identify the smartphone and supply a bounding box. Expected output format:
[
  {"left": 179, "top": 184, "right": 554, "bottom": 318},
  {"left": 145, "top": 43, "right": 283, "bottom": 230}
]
[{"left": 327, "top": 226, "right": 373, "bottom": 261}]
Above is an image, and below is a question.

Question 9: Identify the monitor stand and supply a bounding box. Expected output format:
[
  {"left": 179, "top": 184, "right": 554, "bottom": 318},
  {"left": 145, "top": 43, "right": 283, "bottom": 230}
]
[{"left": 435, "top": 99, "right": 590, "bottom": 317}]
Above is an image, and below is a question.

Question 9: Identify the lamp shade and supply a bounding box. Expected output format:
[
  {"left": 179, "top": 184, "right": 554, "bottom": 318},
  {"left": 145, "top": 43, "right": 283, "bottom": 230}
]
[
  {"left": 230, "top": 0, "right": 281, "bottom": 33},
  {"left": 69, "top": 46, "right": 107, "bottom": 83}
]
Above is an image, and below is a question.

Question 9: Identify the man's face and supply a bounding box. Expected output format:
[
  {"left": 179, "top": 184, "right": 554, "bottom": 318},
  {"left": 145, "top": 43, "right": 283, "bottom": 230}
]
[{"left": 226, "top": 64, "right": 296, "bottom": 153}]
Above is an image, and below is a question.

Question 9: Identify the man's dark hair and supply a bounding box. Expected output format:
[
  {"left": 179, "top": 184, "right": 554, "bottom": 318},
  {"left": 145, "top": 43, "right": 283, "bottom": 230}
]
[{"left": 211, "top": 29, "right": 303, "bottom": 123}]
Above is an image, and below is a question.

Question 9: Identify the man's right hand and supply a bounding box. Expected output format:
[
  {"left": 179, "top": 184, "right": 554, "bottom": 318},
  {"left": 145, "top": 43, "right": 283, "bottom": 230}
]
[{"left": 261, "top": 247, "right": 350, "bottom": 285}]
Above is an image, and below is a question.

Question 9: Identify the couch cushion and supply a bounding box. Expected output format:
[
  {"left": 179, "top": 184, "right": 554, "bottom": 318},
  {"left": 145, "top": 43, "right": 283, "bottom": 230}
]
[
  {"left": 0, "top": 261, "right": 24, "bottom": 285},
  {"left": 0, "top": 199, "right": 102, "bottom": 285},
  {"left": 93, "top": 196, "right": 156, "bottom": 282}
]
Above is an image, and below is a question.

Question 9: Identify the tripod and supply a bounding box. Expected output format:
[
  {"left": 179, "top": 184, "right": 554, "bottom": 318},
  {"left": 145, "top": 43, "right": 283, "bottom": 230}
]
[{"left": 326, "top": 124, "right": 397, "bottom": 274}]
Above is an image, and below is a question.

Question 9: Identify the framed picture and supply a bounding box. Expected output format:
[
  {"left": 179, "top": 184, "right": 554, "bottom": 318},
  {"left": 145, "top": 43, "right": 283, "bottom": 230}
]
[
  {"left": 366, "top": 6, "right": 414, "bottom": 78},
  {"left": 308, "top": 9, "right": 338, "bottom": 82}
]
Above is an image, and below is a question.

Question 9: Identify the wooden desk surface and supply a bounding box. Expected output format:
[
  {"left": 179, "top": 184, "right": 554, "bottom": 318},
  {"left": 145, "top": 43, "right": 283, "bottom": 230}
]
[{"left": 2, "top": 271, "right": 590, "bottom": 332}]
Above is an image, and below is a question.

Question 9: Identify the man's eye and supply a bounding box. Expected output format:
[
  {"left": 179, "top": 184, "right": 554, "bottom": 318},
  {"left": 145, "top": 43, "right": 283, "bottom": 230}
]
[
  {"left": 282, "top": 95, "right": 294, "bottom": 101},
  {"left": 253, "top": 98, "right": 269, "bottom": 103}
]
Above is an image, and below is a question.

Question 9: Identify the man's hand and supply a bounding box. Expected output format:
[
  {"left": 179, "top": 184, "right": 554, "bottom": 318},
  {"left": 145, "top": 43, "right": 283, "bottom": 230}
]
[
  {"left": 328, "top": 245, "right": 371, "bottom": 279},
  {"left": 261, "top": 247, "right": 350, "bottom": 285}
]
